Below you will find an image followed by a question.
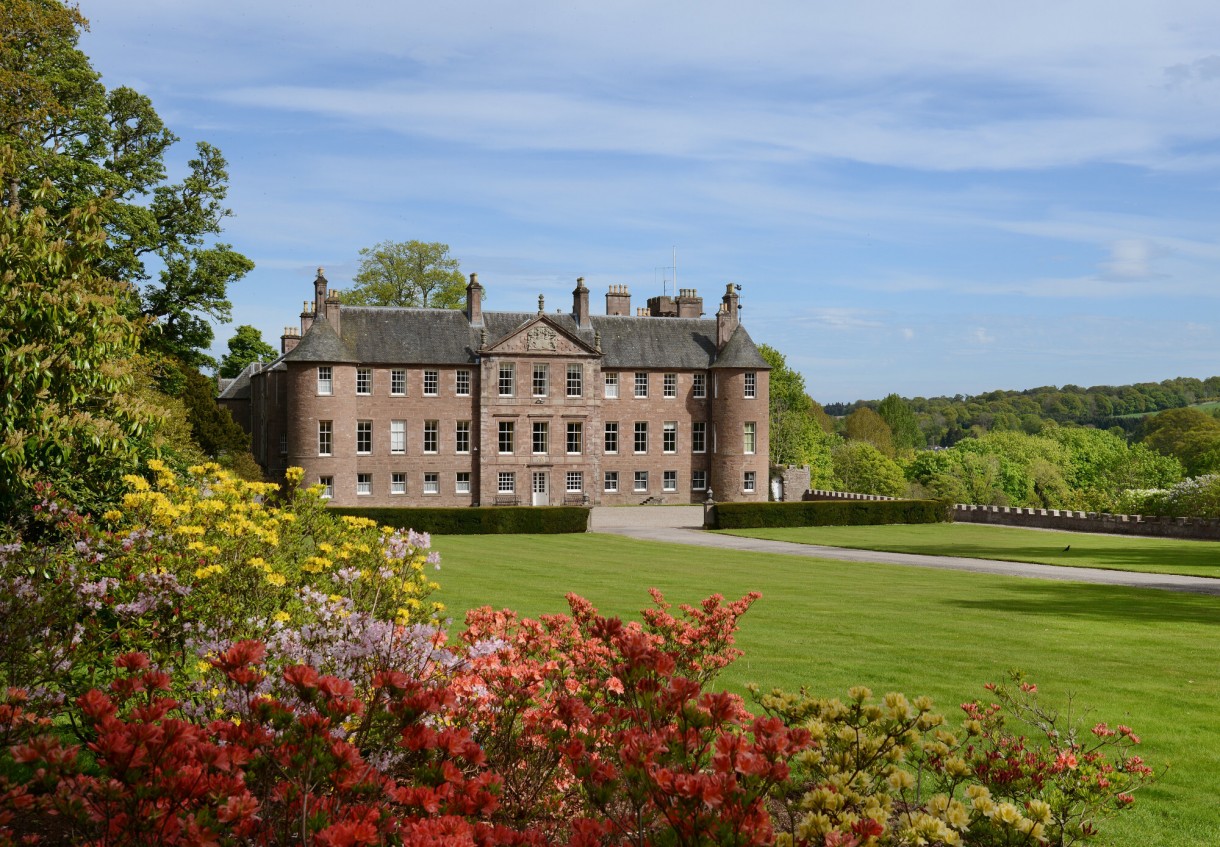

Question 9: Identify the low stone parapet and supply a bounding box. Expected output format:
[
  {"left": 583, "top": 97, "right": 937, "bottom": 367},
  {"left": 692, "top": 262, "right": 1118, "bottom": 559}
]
[{"left": 952, "top": 503, "right": 1220, "bottom": 541}]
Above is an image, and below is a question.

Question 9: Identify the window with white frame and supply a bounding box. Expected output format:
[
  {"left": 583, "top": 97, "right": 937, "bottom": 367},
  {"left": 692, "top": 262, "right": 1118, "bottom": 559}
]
[
  {"left": 456, "top": 472, "right": 471, "bottom": 494},
  {"left": 317, "top": 366, "right": 333, "bottom": 396},
  {"left": 692, "top": 421, "right": 706, "bottom": 453},
  {"left": 634, "top": 372, "right": 648, "bottom": 398},
  {"left": 499, "top": 363, "right": 515, "bottom": 396},
  {"left": 566, "top": 421, "right": 582, "bottom": 454},
  {"left": 744, "top": 372, "right": 756, "bottom": 399},
  {"left": 356, "top": 420, "right": 372, "bottom": 454},
  {"left": 663, "top": 470, "right": 677, "bottom": 491},
  {"left": 692, "top": 470, "right": 707, "bottom": 491},
  {"left": 319, "top": 476, "right": 334, "bottom": 498},
  {"left": 567, "top": 364, "right": 583, "bottom": 397},
  {"left": 633, "top": 471, "right": 648, "bottom": 492},
  {"left": 743, "top": 421, "right": 756, "bottom": 455},
  {"left": 423, "top": 472, "right": 439, "bottom": 494},
  {"left": 744, "top": 471, "right": 756, "bottom": 492},
  {"left": 692, "top": 373, "right": 705, "bottom": 398},
  {"left": 391, "top": 369, "right": 406, "bottom": 396},
  {"left": 533, "top": 363, "right": 548, "bottom": 397},
  {"left": 318, "top": 421, "right": 332, "bottom": 455},
  {"left": 357, "top": 473, "right": 372, "bottom": 495},
  {"left": 356, "top": 367, "right": 371, "bottom": 395},
  {"left": 390, "top": 420, "right": 406, "bottom": 454},
  {"left": 498, "top": 421, "right": 514, "bottom": 454},
  {"left": 633, "top": 421, "right": 648, "bottom": 453},
  {"left": 663, "top": 421, "right": 677, "bottom": 453},
  {"left": 498, "top": 472, "right": 515, "bottom": 493},
  {"left": 423, "top": 370, "right": 439, "bottom": 396},
  {"left": 663, "top": 373, "right": 676, "bottom": 397},
  {"left": 423, "top": 420, "right": 439, "bottom": 453},
  {"left": 566, "top": 471, "right": 583, "bottom": 493},
  {"left": 455, "top": 369, "right": 471, "bottom": 396},
  {"left": 604, "top": 372, "right": 619, "bottom": 399},
  {"left": 532, "top": 421, "right": 549, "bottom": 454},
  {"left": 391, "top": 472, "right": 407, "bottom": 495},
  {"left": 455, "top": 421, "right": 470, "bottom": 454},
  {"left": 604, "top": 422, "right": 618, "bottom": 453},
  {"left": 604, "top": 471, "right": 619, "bottom": 492}
]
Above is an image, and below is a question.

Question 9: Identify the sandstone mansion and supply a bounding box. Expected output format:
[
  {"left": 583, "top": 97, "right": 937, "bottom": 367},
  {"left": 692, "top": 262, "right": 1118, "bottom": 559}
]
[{"left": 220, "top": 271, "right": 771, "bottom": 507}]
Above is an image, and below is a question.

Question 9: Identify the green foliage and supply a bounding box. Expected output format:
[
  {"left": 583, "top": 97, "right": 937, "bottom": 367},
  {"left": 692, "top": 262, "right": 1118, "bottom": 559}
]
[
  {"left": 877, "top": 392, "right": 922, "bottom": 450},
  {"left": 218, "top": 324, "right": 276, "bottom": 378},
  {"left": 329, "top": 505, "right": 590, "bottom": 534},
  {"left": 1139, "top": 406, "right": 1220, "bottom": 476},
  {"left": 757, "top": 343, "right": 836, "bottom": 485},
  {"left": 831, "top": 440, "right": 907, "bottom": 496},
  {"left": 712, "top": 498, "right": 949, "bottom": 529},
  {"left": 1, "top": 0, "right": 252, "bottom": 367},
  {"left": 0, "top": 151, "right": 161, "bottom": 517},
  {"left": 905, "top": 427, "right": 1183, "bottom": 511},
  {"left": 341, "top": 239, "right": 466, "bottom": 307},
  {"left": 843, "top": 406, "right": 896, "bottom": 456}
]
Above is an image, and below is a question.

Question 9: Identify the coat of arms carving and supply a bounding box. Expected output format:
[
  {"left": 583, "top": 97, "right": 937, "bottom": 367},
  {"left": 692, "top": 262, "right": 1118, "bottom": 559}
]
[{"left": 526, "top": 325, "right": 558, "bottom": 351}]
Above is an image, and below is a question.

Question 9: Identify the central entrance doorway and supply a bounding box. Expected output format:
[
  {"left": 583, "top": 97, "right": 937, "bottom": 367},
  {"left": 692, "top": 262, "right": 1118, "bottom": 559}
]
[{"left": 531, "top": 471, "right": 549, "bottom": 506}]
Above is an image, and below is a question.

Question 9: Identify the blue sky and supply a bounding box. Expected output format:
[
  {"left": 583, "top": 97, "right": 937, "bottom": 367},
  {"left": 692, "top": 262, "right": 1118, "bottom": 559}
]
[{"left": 80, "top": 0, "right": 1220, "bottom": 403}]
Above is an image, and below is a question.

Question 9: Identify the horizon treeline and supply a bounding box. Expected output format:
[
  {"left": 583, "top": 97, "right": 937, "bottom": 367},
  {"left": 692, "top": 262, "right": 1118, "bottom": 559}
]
[{"left": 822, "top": 375, "right": 1220, "bottom": 446}]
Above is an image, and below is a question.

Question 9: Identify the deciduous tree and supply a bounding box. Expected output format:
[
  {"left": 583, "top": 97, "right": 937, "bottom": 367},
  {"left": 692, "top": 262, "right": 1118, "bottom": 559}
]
[
  {"left": 1, "top": 0, "right": 252, "bottom": 367},
  {"left": 218, "top": 324, "right": 276, "bottom": 378},
  {"left": 342, "top": 239, "right": 466, "bottom": 308}
]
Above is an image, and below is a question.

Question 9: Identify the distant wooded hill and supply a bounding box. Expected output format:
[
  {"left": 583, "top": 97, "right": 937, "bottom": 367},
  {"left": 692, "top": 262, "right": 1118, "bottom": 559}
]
[{"left": 823, "top": 376, "right": 1220, "bottom": 447}]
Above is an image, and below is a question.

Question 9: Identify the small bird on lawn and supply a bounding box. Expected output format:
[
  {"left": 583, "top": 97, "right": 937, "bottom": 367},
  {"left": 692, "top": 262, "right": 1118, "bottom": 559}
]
[{"left": 1063, "top": 545, "right": 1071, "bottom": 552}]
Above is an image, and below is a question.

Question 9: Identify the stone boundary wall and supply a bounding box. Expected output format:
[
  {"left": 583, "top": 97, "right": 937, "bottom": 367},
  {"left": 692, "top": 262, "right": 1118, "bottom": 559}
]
[
  {"left": 953, "top": 504, "right": 1220, "bottom": 541},
  {"left": 799, "top": 488, "right": 1220, "bottom": 541}
]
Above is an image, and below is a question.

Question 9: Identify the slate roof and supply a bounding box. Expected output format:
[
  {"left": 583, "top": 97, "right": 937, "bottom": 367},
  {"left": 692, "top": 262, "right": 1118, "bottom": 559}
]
[
  {"left": 280, "top": 306, "right": 769, "bottom": 370},
  {"left": 217, "top": 364, "right": 254, "bottom": 400}
]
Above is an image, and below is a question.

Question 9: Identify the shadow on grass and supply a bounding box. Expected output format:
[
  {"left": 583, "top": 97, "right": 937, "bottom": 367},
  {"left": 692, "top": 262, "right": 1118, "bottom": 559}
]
[
  {"left": 947, "top": 579, "right": 1220, "bottom": 626},
  {"left": 836, "top": 541, "right": 1220, "bottom": 576}
]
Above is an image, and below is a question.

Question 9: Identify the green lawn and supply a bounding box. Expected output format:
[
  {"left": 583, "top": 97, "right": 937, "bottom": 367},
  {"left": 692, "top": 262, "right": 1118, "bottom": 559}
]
[
  {"left": 719, "top": 522, "right": 1220, "bottom": 578},
  {"left": 432, "top": 532, "right": 1220, "bottom": 847}
]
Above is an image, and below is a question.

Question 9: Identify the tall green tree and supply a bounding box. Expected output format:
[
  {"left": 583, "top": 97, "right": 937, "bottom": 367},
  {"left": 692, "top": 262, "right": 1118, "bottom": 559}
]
[
  {"left": 877, "top": 393, "right": 922, "bottom": 450},
  {"left": 218, "top": 324, "right": 276, "bottom": 378},
  {"left": 757, "top": 344, "right": 835, "bottom": 485},
  {"left": 831, "top": 441, "right": 907, "bottom": 497},
  {"left": 342, "top": 240, "right": 465, "bottom": 308},
  {"left": 1140, "top": 407, "right": 1220, "bottom": 476},
  {"left": 0, "top": 149, "right": 161, "bottom": 516},
  {"left": 843, "top": 407, "right": 896, "bottom": 457},
  {"left": 1, "top": 0, "right": 252, "bottom": 367}
]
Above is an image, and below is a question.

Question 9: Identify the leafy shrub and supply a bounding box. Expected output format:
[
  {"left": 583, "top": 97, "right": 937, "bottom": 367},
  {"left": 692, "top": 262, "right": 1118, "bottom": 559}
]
[{"left": 714, "top": 499, "right": 951, "bottom": 529}]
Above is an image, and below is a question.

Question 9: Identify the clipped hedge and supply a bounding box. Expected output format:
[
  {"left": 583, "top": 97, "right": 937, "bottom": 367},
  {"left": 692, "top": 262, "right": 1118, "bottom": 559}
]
[
  {"left": 712, "top": 499, "right": 952, "bottom": 529},
  {"left": 329, "top": 505, "right": 589, "bottom": 535}
]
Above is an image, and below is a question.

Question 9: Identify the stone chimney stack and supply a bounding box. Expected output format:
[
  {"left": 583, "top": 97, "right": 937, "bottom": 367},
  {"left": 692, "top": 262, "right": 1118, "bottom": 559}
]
[
  {"left": 572, "top": 276, "right": 591, "bottom": 328},
  {"left": 313, "top": 268, "right": 328, "bottom": 315},
  {"left": 281, "top": 326, "right": 301, "bottom": 354},
  {"left": 605, "top": 284, "right": 631, "bottom": 316},
  {"left": 676, "top": 288, "right": 703, "bottom": 318},
  {"left": 466, "top": 273, "right": 484, "bottom": 327},
  {"left": 324, "top": 288, "right": 342, "bottom": 336},
  {"left": 300, "top": 301, "right": 314, "bottom": 335},
  {"left": 716, "top": 283, "right": 741, "bottom": 349}
]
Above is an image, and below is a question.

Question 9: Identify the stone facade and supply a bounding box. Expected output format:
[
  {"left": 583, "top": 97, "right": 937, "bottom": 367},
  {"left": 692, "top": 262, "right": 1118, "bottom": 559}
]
[{"left": 222, "top": 272, "right": 772, "bottom": 508}]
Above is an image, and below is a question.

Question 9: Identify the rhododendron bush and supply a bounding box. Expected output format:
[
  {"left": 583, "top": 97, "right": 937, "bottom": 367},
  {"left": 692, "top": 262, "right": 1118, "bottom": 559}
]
[{"left": 0, "top": 466, "right": 1154, "bottom": 845}]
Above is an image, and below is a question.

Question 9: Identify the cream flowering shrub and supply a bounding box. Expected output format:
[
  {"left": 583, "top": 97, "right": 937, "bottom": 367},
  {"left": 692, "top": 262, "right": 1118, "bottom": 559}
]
[{"left": 0, "top": 464, "right": 443, "bottom": 724}]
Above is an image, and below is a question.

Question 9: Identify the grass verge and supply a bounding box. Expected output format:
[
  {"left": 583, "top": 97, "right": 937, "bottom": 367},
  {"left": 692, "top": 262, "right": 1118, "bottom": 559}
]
[
  {"left": 718, "top": 522, "right": 1220, "bottom": 578},
  {"left": 432, "top": 532, "right": 1220, "bottom": 847}
]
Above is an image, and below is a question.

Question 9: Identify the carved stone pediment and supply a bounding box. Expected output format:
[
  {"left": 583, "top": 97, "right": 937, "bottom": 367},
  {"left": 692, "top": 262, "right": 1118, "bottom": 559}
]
[{"left": 483, "top": 316, "right": 599, "bottom": 357}]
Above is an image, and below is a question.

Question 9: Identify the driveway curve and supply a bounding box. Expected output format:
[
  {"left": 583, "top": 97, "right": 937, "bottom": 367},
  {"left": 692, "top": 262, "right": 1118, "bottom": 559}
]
[{"left": 593, "top": 517, "right": 1220, "bottom": 597}]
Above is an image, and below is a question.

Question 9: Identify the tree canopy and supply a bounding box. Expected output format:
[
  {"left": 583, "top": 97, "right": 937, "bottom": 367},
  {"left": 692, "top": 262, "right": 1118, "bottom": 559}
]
[
  {"left": 0, "top": 150, "right": 161, "bottom": 515},
  {"left": 342, "top": 240, "right": 466, "bottom": 308},
  {"left": 218, "top": 325, "right": 277, "bottom": 379},
  {"left": 2, "top": 0, "right": 252, "bottom": 367},
  {"left": 756, "top": 344, "right": 835, "bottom": 486}
]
